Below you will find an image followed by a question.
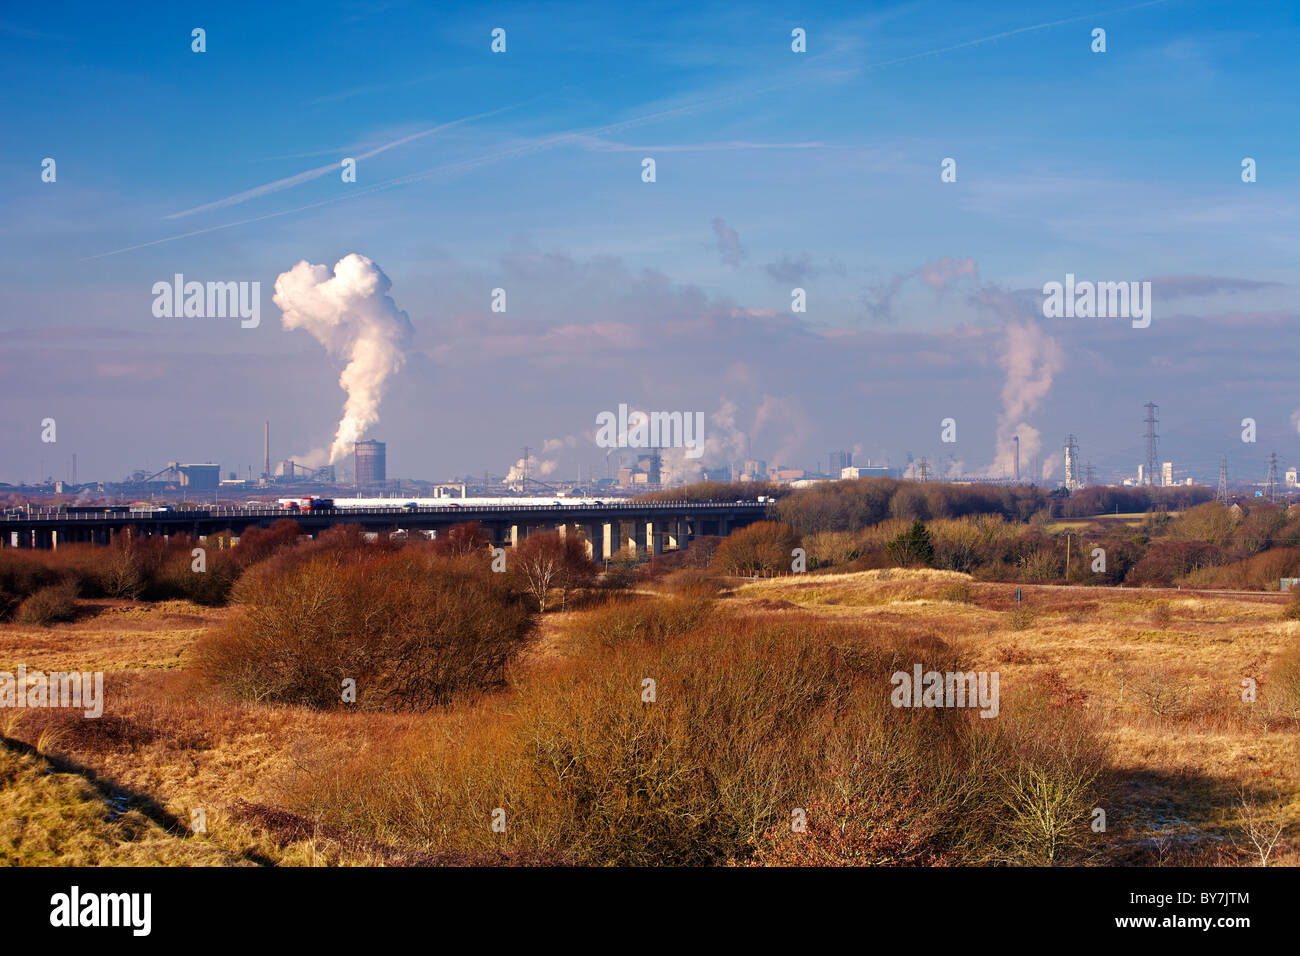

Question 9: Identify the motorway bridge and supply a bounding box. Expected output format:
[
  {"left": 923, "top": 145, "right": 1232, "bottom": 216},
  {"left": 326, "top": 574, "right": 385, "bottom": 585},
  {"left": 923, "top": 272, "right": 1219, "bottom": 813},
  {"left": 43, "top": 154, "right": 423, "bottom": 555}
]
[{"left": 0, "top": 499, "right": 774, "bottom": 561}]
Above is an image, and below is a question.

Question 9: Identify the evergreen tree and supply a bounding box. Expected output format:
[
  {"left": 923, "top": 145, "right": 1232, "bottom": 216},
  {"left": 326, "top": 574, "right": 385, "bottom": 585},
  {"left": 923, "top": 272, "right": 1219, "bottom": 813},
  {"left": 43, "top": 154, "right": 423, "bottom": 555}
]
[{"left": 886, "top": 520, "right": 934, "bottom": 567}]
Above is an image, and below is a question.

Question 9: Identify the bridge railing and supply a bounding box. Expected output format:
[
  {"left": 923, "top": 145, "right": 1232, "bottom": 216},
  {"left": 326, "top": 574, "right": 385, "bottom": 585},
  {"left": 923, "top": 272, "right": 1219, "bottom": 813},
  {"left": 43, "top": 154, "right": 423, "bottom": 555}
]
[{"left": 3, "top": 499, "right": 773, "bottom": 522}]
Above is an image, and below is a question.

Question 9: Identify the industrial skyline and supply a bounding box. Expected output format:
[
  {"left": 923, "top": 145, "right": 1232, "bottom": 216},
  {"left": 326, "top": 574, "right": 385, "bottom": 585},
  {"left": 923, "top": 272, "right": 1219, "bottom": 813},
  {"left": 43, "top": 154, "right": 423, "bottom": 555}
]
[
  {"left": 2, "top": 1, "right": 1298, "bottom": 498},
  {"left": 9, "top": 399, "right": 1297, "bottom": 500}
]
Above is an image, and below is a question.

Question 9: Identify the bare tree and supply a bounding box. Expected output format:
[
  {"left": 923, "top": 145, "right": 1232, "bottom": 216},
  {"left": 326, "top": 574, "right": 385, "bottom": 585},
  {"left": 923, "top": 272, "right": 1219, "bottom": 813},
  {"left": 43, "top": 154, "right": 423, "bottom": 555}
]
[
  {"left": 511, "top": 531, "right": 596, "bottom": 611},
  {"left": 1234, "top": 787, "right": 1286, "bottom": 866}
]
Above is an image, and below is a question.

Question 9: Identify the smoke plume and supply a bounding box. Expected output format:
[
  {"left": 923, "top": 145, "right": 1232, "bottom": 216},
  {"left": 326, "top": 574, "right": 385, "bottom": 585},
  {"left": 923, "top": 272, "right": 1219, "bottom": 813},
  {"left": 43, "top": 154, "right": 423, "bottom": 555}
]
[
  {"left": 273, "top": 254, "right": 413, "bottom": 466},
  {"left": 864, "top": 256, "right": 978, "bottom": 323},
  {"left": 657, "top": 398, "right": 756, "bottom": 485},
  {"left": 507, "top": 454, "right": 558, "bottom": 484},
  {"left": 987, "top": 320, "right": 1063, "bottom": 478}
]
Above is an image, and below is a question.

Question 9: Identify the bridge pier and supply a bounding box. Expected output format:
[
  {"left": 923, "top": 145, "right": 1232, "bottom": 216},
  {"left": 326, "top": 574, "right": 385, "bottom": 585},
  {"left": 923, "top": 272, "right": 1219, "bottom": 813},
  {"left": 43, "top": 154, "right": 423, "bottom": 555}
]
[
  {"left": 646, "top": 520, "right": 663, "bottom": 556},
  {"left": 624, "top": 521, "right": 641, "bottom": 557},
  {"left": 583, "top": 522, "right": 602, "bottom": 561}
]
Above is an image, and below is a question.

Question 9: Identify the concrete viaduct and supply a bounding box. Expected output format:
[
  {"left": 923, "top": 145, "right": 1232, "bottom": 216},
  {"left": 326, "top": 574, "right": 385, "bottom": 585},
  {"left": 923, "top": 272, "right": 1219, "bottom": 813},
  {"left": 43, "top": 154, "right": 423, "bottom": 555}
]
[{"left": 0, "top": 500, "right": 773, "bottom": 562}]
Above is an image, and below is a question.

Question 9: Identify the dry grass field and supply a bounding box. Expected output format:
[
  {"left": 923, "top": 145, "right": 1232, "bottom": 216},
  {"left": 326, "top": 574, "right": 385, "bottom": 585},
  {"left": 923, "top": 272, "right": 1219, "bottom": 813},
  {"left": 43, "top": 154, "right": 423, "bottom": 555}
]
[
  {"left": 1, "top": 572, "right": 1296, "bottom": 866},
  {"left": 738, "top": 570, "right": 1300, "bottom": 864}
]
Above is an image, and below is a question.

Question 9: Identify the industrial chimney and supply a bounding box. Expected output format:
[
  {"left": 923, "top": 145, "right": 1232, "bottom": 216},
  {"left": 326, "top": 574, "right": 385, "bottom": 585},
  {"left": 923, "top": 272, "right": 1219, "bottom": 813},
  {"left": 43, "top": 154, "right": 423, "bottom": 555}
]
[
  {"left": 263, "top": 421, "right": 270, "bottom": 479},
  {"left": 1013, "top": 435, "right": 1020, "bottom": 482}
]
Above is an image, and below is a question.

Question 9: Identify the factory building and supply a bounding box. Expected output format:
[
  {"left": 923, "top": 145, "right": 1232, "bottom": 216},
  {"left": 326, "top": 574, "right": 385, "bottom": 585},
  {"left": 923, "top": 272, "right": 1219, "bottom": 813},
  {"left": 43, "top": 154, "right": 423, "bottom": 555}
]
[
  {"left": 354, "top": 440, "right": 387, "bottom": 488},
  {"left": 841, "top": 464, "right": 901, "bottom": 480},
  {"left": 178, "top": 463, "right": 220, "bottom": 490},
  {"left": 618, "top": 453, "right": 660, "bottom": 487}
]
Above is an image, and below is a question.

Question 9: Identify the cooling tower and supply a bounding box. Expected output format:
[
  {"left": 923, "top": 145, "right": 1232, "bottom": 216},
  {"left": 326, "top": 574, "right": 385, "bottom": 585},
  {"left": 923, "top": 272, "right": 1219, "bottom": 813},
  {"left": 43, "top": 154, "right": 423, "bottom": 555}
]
[{"left": 354, "top": 439, "right": 386, "bottom": 488}]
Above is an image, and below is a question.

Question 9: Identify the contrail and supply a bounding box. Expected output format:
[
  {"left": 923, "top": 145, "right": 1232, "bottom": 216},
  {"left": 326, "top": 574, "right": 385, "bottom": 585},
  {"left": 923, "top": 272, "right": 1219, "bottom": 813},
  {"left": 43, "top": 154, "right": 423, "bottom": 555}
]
[
  {"left": 84, "top": 0, "right": 1168, "bottom": 262},
  {"left": 862, "top": 0, "right": 1175, "bottom": 71},
  {"left": 85, "top": 68, "right": 841, "bottom": 260},
  {"left": 163, "top": 104, "right": 523, "bottom": 219},
  {"left": 569, "top": 136, "right": 824, "bottom": 152}
]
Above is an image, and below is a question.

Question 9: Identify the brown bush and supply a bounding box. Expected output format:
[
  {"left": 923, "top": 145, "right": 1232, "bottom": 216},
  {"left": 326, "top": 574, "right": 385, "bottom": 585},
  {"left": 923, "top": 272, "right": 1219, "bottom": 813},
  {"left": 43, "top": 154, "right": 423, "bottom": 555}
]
[
  {"left": 279, "top": 601, "right": 1106, "bottom": 866},
  {"left": 1007, "top": 605, "right": 1036, "bottom": 631},
  {"left": 746, "top": 789, "right": 958, "bottom": 866},
  {"left": 1132, "top": 666, "right": 1191, "bottom": 719},
  {"left": 1150, "top": 600, "right": 1173, "bottom": 628},
  {"left": 567, "top": 593, "right": 717, "bottom": 651},
  {"left": 1183, "top": 547, "right": 1300, "bottom": 591},
  {"left": 775, "top": 477, "right": 1052, "bottom": 535},
  {"left": 1015, "top": 547, "right": 1059, "bottom": 583},
  {"left": 98, "top": 531, "right": 161, "bottom": 599},
  {"left": 195, "top": 550, "right": 535, "bottom": 710},
  {"left": 0, "top": 551, "right": 62, "bottom": 610},
  {"left": 230, "top": 524, "right": 394, "bottom": 601},
  {"left": 1283, "top": 591, "right": 1300, "bottom": 621},
  {"left": 939, "top": 581, "right": 973, "bottom": 603},
  {"left": 149, "top": 544, "right": 240, "bottom": 606},
  {"left": 1125, "top": 540, "right": 1224, "bottom": 587},
  {"left": 3, "top": 536, "right": 249, "bottom": 609},
  {"left": 431, "top": 521, "right": 491, "bottom": 558},
  {"left": 1268, "top": 639, "right": 1300, "bottom": 724},
  {"left": 712, "top": 521, "right": 801, "bottom": 576},
  {"left": 15, "top": 582, "right": 80, "bottom": 626},
  {"left": 668, "top": 535, "right": 721, "bottom": 570},
  {"left": 659, "top": 570, "right": 725, "bottom": 598},
  {"left": 232, "top": 519, "right": 304, "bottom": 567}
]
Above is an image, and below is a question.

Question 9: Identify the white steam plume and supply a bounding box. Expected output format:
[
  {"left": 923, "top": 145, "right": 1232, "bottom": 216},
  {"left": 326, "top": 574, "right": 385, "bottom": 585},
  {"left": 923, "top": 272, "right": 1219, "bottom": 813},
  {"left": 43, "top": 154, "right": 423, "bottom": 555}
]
[
  {"left": 274, "top": 254, "right": 413, "bottom": 466},
  {"left": 507, "top": 454, "right": 558, "bottom": 484},
  {"left": 987, "top": 321, "right": 1063, "bottom": 478},
  {"left": 658, "top": 398, "right": 752, "bottom": 485}
]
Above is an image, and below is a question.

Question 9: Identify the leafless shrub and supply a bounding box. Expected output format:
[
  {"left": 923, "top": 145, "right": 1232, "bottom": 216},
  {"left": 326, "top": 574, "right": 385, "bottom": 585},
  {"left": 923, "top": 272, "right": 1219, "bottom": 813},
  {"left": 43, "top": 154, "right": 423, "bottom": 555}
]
[
  {"left": 1232, "top": 788, "right": 1288, "bottom": 866},
  {"left": 1132, "top": 667, "right": 1191, "bottom": 719},
  {"left": 1150, "top": 601, "right": 1173, "bottom": 628}
]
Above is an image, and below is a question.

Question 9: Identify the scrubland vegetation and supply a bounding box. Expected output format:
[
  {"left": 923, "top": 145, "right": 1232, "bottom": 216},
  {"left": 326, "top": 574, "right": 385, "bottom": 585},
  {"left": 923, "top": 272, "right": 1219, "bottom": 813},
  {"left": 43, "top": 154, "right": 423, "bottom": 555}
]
[{"left": 2, "top": 477, "right": 1298, "bottom": 866}]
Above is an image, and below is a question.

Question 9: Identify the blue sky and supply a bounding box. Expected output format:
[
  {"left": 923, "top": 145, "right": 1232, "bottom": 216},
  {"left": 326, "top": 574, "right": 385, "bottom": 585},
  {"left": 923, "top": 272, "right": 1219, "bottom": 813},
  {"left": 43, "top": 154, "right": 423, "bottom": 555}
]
[{"left": 1, "top": 0, "right": 1297, "bottom": 486}]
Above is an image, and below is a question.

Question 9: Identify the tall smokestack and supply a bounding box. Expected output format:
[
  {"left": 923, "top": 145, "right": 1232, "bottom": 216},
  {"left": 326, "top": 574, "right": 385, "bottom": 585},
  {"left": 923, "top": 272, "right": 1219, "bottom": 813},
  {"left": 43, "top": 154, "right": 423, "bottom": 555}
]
[
  {"left": 1013, "top": 435, "right": 1020, "bottom": 481},
  {"left": 263, "top": 421, "right": 270, "bottom": 478}
]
